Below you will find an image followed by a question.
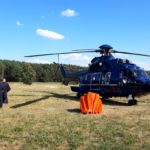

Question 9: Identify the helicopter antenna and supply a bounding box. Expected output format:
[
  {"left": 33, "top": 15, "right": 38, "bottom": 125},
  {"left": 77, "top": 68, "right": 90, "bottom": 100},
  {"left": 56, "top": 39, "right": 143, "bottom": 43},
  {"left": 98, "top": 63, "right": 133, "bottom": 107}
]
[{"left": 57, "top": 54, "right": 60, "bottom": 64}]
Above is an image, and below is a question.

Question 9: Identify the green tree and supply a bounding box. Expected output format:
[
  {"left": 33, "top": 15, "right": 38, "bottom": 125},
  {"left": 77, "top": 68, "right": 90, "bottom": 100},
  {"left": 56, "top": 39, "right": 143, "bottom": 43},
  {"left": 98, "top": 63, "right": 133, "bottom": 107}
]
[
  {"left": 3, "top": 61, "right": 23, "bottom": 81},
  {"left": 22, "top": 63, "right": 36, "bottom": 85},
  {"left": 0, "top": 59, "right": 87, "bottom": 82},
  {"left": 0, "top": 61, "right": 5, "bottom": 78}
]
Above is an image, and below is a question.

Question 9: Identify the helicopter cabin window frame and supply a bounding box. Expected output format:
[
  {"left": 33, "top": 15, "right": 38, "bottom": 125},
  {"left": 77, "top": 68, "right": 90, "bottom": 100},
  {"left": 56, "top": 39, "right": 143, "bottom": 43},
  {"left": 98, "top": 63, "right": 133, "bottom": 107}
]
[
  {"left": 91, "top": 73, "right": 102, "bottom": 82},
  {"left": 104, "top": 72, "right": 111, "bottom": 85},
  {"left": 81, "top": 73, "right": 92, "bottom": 85},
  {"left": 90, "top": 73, "right": 102, "bottom": 90}
]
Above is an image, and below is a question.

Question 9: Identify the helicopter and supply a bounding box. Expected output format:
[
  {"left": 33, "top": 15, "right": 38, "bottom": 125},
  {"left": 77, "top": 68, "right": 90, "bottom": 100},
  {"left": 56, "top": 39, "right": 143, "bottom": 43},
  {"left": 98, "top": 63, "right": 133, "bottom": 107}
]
[{"left": 25, "top": 44, "right": 150, "bottom": 105}]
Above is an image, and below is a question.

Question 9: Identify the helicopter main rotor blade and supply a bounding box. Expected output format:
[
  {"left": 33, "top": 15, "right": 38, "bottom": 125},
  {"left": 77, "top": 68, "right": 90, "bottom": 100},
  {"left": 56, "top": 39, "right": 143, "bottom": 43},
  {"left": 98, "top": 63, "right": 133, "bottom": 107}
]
[
  {"left": 72, "top": 49, "right": 98, "bottom": 52},
  {"left": 111, "top": 50, "right": 150, "bottom": 57},
  {"left": 24, "top": 49, "right": 98, "bottom": 57}
]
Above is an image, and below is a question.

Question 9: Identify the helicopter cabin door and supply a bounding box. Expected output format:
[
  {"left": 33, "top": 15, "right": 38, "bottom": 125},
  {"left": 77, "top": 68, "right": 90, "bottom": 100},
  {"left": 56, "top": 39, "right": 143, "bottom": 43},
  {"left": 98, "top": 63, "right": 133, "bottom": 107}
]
[{"left": 91, "top": 73, "right": 101, "bottom": 90}]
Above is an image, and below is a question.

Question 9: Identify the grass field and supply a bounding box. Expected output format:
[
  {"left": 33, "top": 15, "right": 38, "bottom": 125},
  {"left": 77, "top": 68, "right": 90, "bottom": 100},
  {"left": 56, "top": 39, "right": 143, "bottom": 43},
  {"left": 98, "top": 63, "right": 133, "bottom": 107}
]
[{"left": 0, "top": 82, "right": 150, "bottom": 150}]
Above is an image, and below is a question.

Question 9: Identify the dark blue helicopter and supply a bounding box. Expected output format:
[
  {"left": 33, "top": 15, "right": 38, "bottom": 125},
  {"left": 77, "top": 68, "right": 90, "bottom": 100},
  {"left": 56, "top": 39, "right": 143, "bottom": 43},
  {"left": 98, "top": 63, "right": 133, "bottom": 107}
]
[{"left": 25, "top": 44, "right": 150, "bottom": 105}]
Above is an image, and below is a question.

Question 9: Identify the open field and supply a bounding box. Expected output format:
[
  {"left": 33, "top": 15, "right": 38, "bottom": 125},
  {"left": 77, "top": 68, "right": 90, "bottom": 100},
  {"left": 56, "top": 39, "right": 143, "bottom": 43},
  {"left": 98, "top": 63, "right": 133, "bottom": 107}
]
[{"left": 0, "top": 82, "right": 150, "bottom": 150}]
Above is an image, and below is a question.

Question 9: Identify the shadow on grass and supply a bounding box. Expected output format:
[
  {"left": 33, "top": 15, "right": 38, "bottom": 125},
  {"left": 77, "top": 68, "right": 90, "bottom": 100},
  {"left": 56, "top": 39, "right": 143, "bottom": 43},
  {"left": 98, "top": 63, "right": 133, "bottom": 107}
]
[
  {"left": 10, "top": 92, "right": 78, "bottom": 109},
  {"left": 102, "top": 99, "right": 128, "bottom": 106},
  {"left": 10, "top": 94, "right": 35, "bottom": 97},
  {"left": 24, "top": 90, "right": 51, "bottom": 94},
  {"left": 10, "top": 95, "right": 52, "bottom": 108},
  {"left": 67, "top": 108, "right": 81, "bottom": 113},
  {"left": 10, "top": 91, "right": 129, "bottom": 109},
  {"left": 66, "top": 100, "right": 128, "bottom": 114},
  {"left": 49, "top": 92, "right": 79, "bottom": 101}
]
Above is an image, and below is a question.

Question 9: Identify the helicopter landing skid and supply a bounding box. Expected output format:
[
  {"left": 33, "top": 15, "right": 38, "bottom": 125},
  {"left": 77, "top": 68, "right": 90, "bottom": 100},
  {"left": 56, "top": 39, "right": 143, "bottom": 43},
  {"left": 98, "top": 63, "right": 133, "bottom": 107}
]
[{"left": 128, "top": 94, "right": 137, "bottom": 106}]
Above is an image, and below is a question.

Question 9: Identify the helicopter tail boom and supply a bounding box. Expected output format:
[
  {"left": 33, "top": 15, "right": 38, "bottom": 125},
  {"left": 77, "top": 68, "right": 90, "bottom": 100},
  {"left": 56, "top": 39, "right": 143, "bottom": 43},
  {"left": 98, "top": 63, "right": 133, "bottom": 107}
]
[
  {"left": 60, "top": 65, "right": 87, "bottom": 85},
  {"left": 60, "top": 65, "right": 79, "bottom": 85}
]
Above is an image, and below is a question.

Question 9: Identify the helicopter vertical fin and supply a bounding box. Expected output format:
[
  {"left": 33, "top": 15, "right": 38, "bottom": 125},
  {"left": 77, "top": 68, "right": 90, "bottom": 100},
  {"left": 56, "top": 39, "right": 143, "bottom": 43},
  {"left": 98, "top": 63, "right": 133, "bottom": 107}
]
[
  {"left": 60, "top": 64, "right": 71, "bottom": 85},
  {"left": 60, "top": 64, "right": 67, "bottom": 78},
  {"left": 60, "top": 64, "right": 82, "bottom": 85}
]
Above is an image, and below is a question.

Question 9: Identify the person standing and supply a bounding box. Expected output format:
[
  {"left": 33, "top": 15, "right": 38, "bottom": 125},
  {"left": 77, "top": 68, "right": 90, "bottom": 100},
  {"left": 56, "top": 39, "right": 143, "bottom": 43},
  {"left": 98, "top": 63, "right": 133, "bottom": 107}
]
[
  {"left": 0, "top": 78, "right": 4, "bottom": 107},
  {"left": 2, "top": 78, "right": 11, "bottom": 104},
  {"left": 0, "top": 77, "right": 11, "bottom": 108}
]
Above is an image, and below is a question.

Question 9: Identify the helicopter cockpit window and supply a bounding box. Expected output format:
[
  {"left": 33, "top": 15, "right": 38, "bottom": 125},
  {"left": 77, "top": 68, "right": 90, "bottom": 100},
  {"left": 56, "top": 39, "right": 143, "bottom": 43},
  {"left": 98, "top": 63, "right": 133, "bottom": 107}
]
[
  {"left": 121, "top": 69, "right": 133, "bottom": 78},
  {"left": 117, "top": 59, "right": 122, "bottom": 64},
  {"left": 133, "top": 69, "right": 149, "bottom": 78}
]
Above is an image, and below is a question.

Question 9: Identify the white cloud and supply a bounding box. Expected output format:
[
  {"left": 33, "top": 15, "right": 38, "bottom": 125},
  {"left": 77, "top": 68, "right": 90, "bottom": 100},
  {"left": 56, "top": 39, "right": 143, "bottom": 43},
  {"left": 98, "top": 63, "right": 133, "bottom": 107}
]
[
  {"left": 16, "top": 21, "right": 23, "bottom": 26},
  {"left": 60, "top": 54, "right": 91, "bottom": 66},
  {"left": 134, "top": 61, "right": 150, "bottom": 70},
  {"left": 61, "top": 9, "right": 78, "bottom": 17},
  {"left": 41, "top": 16, "right": 45, "bottom": 19},
  {"left": 26, "top": 58, "right": 52, "bottom": 64},
  {"left": 36, "top": 29, "right": 65, "bottom": 40}
]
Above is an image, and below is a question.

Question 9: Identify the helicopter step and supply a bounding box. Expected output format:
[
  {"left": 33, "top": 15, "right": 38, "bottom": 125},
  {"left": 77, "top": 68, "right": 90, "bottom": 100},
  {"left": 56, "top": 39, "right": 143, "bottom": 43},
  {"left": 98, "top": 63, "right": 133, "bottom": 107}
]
[
  {"left": 71, "top": 86, "right": 82, "bottom": 98},
  {"left": 71, "top": 86, "right": 79, "bottom": 93}
]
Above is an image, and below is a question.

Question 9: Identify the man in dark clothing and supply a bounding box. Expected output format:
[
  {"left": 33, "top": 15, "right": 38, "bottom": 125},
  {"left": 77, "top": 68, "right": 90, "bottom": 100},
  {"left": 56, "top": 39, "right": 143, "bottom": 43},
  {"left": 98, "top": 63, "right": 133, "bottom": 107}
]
[
  {"left": 0, "top": 78, "right": 4, "bottom": 107},
  {"left": 0, "top": 84, "right": 3, "bottom": 108},
  {"left": 0, "top": 78, "right": 11, "bottom": 108},
  {"left": 2, "top": 78, "right": 11, "bottom": 103}
]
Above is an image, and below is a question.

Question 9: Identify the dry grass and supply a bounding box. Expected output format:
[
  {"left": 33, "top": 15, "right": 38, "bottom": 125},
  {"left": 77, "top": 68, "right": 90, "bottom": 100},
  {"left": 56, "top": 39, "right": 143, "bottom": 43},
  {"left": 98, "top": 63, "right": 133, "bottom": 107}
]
[{"left": 0, "top": 82, "right": 150, "bottom": 150}]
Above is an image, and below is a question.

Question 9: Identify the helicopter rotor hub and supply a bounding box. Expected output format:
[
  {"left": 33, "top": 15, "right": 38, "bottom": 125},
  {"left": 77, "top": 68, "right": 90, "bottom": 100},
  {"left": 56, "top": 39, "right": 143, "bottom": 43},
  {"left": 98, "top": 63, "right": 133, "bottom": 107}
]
[{"left": 99, "top": 44, "right": 113, "bottom": 55}]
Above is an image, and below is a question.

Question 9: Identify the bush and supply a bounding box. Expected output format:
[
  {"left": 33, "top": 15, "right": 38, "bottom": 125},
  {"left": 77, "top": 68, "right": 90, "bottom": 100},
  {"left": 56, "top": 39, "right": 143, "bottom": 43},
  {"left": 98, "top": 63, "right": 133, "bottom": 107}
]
[{"left": 22, "top": 63, "right": 36, "bottom": 85}]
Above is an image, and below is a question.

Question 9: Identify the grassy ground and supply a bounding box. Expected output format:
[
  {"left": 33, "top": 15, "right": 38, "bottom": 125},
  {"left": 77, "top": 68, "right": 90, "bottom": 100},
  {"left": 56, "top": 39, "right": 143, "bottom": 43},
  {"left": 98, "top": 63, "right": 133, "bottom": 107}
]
[{"left": 0, "top": 82, "right": 150, "bottom": 150}]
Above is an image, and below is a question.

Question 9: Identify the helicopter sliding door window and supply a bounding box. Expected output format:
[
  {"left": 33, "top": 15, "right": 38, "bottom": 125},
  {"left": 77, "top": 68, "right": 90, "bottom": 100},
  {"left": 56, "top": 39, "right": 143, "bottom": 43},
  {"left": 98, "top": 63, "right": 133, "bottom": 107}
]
[
  {"left": 80, "top": 74, "right": 92, "bottom": 92},
  {"left": 91, "top": 73, "right": 101, "bottom": 90}
]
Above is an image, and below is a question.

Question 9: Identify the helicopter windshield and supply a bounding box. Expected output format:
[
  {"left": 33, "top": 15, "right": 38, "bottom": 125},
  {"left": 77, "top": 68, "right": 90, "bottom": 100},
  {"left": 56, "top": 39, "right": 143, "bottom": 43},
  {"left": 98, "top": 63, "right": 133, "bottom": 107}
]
[
  {"left": 121, "top": 66, "right": 149, "bottom": 79},
  {"left": 133, "top": 69, "right": 149, "bottom": 78}
]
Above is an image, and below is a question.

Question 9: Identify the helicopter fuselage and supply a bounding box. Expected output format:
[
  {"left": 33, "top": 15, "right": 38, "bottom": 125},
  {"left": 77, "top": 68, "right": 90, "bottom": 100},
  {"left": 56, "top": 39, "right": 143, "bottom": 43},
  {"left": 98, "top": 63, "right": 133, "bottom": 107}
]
[
  {"left": 70, "top": 56, "right": 150, "bottom": 98},
  {"left": 25, "top": 43, "right": 150, "bottom": 104}
]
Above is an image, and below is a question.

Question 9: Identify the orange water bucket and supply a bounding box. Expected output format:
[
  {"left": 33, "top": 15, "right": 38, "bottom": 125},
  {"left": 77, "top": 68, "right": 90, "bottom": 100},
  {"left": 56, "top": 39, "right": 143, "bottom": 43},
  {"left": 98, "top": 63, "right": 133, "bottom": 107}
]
[{"left": 80, "top": 92, "right": 102, "bottom": 114}]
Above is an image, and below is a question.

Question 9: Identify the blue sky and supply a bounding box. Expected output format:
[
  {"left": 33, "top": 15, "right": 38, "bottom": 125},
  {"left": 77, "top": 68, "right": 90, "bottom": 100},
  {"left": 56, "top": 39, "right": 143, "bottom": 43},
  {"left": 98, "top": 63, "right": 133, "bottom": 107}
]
[{"left": 0, "top": 0, "right": 150, "bottom": 69}]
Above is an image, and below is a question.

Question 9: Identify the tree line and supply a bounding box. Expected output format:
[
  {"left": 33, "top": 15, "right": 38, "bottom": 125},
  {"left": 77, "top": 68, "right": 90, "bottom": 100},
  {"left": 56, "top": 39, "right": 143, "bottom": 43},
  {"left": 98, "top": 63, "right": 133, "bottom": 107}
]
[
  {"left": 0, "top": 59, "right": 150, "bottom": 84},
  {"left": 0, "top": 60, "right": 85, "bottom": 84}
]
